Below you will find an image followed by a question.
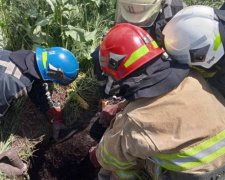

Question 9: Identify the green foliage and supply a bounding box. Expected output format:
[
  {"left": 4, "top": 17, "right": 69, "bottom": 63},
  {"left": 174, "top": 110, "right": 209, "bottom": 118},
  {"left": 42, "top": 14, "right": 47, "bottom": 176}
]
[
  {"left": 63, "top": 69, "right": 100, "bottom": 125},
  {"left": 0, "top": 0, "right": 116, "bottom": 69},
  {"left": 184, "top": 0, "right": 224, "bottom": 8}
]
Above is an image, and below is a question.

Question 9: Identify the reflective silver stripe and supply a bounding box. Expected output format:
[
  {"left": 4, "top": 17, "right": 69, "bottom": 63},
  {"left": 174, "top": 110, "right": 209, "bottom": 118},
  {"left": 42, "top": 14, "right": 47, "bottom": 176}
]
[
  {"left": 99, "top": 55, "right": 107, "bottom": 67},
  {"left": 115, "top": 170, "right": 136, "bottom": 179},
  {"left": 150, "top": 137, "right": 225, "bottom": 167},
  {"left": 98, "top": 80, "right": 107, "bottom": 86},
  {"left": 99, "top": 56, "right": 107, "bottom": 62},
  {"left": 155, "top": 165, "right": 162, "bottom": 180},
  {"left": 13, "top": 67, "right": 22, "bottom": 79},
  {"left": 0, "top": 60, "right": 23, "bottom": 79},
  {"left": 105, "top": 76, "right": 114, "bottom": 95},
  {"left": 14, "top": 87, "right": 27, "bottom": 98},
  {"left": 99, "top": 61, "right": 107, "bottom": 67},
  {"left": 0, "top": 60, "right": 9, "bottom": 67},
  {"left": 190, "top": 35, "right": 207, "bottom": 49},
  {"left": 5, "top": 61, "right": 15, "bottom": 75}
]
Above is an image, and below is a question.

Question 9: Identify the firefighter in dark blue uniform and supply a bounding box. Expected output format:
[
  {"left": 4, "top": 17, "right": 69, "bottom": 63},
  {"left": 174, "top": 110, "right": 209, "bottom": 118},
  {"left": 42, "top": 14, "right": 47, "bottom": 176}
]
[{"left": 0, "top": 47, "right": 79, "bottom": 140}]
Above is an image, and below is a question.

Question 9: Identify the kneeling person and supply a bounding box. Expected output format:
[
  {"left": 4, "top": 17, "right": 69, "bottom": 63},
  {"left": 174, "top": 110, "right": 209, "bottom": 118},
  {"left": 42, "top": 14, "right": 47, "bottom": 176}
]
[{"left": 0, "top": 47, "right": 79, "bottom": 139}]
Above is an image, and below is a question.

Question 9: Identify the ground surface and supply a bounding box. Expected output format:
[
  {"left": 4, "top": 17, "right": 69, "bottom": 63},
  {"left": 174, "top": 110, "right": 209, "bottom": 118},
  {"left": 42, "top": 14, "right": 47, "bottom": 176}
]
[
  {"left": 26, "top": 85, "right": 101, "bottom": 180},
  {"left": 18, "top": 84, "right": 101, "bottom": 180},
  {"left": 28, "top": 116, "right": 100, "bottom": 180}
]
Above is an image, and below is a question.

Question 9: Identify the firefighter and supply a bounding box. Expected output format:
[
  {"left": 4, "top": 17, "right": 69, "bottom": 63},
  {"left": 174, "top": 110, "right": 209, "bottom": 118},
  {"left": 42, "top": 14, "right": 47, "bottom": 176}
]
[
  {"left": 90, "top": 0, "right": 187, "bottom": 142},
  {"left": 0, "top": 47, "right": 79, "bottom": 140},
  {"left": 162, "top": 5, "right": 225, "bottom": 97},
  {"left": 89, "top": 23, "right": 225, "bottom": 180}
]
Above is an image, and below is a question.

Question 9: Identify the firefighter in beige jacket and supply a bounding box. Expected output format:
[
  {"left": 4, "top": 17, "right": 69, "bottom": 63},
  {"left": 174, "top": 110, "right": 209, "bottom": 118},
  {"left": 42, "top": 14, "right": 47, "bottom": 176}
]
[{"left": 89, "top": 23, "right": 225, "bottom": 180}]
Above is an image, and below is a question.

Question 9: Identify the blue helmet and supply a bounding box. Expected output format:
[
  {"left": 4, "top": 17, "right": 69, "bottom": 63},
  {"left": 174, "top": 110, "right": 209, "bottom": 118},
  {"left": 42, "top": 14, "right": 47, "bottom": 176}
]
[{"left": 36, "top": 47, "right": 79, "bottom": 85}]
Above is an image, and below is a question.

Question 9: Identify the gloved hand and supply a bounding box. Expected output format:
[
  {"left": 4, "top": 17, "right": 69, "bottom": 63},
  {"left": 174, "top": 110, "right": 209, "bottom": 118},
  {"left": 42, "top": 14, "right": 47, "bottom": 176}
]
[
  {"left": 89, "top": 146, "right": 100, "bottom": 168},
  {"left": 46, "top": 107, "right": 63, "bottom": 123},
  {"left": 52, "top": 121, "right": 66, "bottom": 140},
  {"left": 46, "top": 107, "right": 65, "bottom": 139},
  {"left": 99, "top": 103, "right": 122, "bottom": 127},
  {"left": 0, "top": 150, "right": 27, "bottom": 178}
]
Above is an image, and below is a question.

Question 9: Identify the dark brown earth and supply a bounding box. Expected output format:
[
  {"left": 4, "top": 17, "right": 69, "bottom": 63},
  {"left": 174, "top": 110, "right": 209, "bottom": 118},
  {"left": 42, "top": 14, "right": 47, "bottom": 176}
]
[
  {"left": 26, "top": 85, "right": 101, "bottom": 180},
  {"left": 28, "top": 116, "right": 100, "bottom": 180}
]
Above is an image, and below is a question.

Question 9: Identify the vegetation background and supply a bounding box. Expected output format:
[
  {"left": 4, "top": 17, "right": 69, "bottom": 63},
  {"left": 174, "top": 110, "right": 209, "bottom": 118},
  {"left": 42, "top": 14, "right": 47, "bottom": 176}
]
[{"left": 0, "top": 0, "right": 224, "bottom": 179}]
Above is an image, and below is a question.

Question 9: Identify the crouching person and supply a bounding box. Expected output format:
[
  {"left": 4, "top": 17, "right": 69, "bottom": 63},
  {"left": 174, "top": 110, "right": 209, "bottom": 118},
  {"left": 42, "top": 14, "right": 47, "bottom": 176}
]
[
  {"left": 0, "top": 47, "right": 79, "bottom": 140},
  {"left": 89, "top": 23, "right": 225, "bottom": 180}
]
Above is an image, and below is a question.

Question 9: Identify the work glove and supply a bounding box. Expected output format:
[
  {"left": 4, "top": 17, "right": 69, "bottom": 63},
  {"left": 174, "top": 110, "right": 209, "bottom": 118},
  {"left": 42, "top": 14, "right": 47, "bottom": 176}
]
[
  {"left": 46, "top": 107, "right": 66, "bottom": 140},
  {"left": 89, "top": 146, "right": 100, "bottom": 168},
  {"left": 0, "top": 150, "right": 27, "bottom": 178},
  {"left": 99, "top": 104, "right": 121, "bottom": 127}
]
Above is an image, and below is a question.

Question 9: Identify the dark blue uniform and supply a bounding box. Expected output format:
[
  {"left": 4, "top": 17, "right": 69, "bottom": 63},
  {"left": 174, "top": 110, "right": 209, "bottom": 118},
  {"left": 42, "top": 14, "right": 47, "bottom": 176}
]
[{"left": 0, "top": 49, "right": 59, "bottom": 117}]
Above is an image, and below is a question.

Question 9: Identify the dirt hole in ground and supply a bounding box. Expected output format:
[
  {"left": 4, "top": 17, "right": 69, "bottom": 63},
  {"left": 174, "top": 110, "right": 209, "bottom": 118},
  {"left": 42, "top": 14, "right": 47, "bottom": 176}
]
[
  {"left": 26, "top": 85, "right": 101, "bottom": 180},
  {"left": 28, "top": 117, "right": 100, "bottom": 180}
]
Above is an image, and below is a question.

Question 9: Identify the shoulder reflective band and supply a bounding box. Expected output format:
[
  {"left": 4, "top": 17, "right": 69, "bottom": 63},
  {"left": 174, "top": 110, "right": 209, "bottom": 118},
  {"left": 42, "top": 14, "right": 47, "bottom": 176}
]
[
  {"left": 214, "top": 32, "right": 222, "bottom": 51},
  {"left": 124, "top": 45, "right": 149, "bottom": 68},
  {"left": 42, "top": 51, "right": 48, "bottom": 69},
  {"left": 100, "top": 137, "right": 134, "bottom": 170},
  {"left": 0, "top": 60, "right": 22, "bottom": 79},
  {"left": 150, "top": 129, "right": 225, "bottom": 171},
  {"left": 115, "top": 170, "right": 137, "bottom": 180}
]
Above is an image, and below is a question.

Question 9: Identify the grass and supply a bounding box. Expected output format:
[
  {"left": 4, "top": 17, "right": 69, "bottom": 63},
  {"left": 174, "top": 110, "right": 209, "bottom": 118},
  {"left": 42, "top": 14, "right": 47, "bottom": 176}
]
[{"left": 0, "top": 0, "right": 224, "bottom": 179}]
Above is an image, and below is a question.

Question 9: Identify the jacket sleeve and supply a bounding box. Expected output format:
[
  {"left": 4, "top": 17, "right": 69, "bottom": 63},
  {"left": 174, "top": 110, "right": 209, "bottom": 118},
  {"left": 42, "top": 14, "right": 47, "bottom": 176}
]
[
  {"left": 0, "top": 74, "right": 27, "bottom": 117},
  {"left": 96, "top": 114, "right": 156, "bottom": 179},
  {"left": 28, "top": 80, "right": 59, "bottom": 114}
]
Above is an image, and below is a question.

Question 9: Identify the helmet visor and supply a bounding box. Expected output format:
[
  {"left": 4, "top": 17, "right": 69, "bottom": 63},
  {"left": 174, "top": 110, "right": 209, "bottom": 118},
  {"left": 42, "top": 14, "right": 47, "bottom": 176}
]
[
  {"left": 47, "top": 64, "right": 78, "bottom": 85},
  {"left": 115, "top": 0, "right": 162, "bottom": 26}
]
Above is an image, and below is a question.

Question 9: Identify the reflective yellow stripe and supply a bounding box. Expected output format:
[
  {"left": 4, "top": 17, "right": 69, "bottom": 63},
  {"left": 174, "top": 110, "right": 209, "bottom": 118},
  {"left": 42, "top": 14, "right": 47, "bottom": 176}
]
[
  {"left": 115, "top": 170, "right": 137, "bottom": 179},
  {"left": 161, "top": 145, "right": 225, "bottom": 171},
  {"left": 42, "top": 51, "right": 48, "bottom": 69},
  {"left": 151, "top": 129, "right": 225, "bottom": 171},
  {"left": 214, "top": 32, "right": 222, "bottom": 51},
  {"left": 100, "top": 137, "right": 134, "bottom": 169},
  {"left": 154, "top": 129, "right": 225, "bottom": 160},
  {"left": 151, "top": 41, "right": 159, "bottom": 48},
  {"left": 124, "top": 45, "right": 149, "bottom": 68}
]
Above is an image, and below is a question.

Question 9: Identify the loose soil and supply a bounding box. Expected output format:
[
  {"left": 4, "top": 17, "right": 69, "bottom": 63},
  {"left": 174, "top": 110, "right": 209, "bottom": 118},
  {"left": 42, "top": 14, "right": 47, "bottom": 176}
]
[
  {"left": 27, "top": 85, "right": 101, "bottom": 180},
  {"left": 28, "top": 116, "right": 100, "bottom": 180}
]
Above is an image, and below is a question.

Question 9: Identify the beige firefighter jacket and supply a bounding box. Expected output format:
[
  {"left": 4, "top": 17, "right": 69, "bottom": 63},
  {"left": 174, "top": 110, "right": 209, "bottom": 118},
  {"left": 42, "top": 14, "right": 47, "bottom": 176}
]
[{"left": 96, "top": 69, "right": 225, "bottom": 180}]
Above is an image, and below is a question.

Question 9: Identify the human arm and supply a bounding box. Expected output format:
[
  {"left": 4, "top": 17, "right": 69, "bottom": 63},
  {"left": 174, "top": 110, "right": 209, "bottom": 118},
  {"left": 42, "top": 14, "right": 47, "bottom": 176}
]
[
  {"left": 0, "top": 74, "right": 27, "bottom": 117},
  {"left": 28, "top": 80, "right": 64, "bottom": 139},
  {"left": 95, "top": 114, "right": 157, "bottom": 179}
]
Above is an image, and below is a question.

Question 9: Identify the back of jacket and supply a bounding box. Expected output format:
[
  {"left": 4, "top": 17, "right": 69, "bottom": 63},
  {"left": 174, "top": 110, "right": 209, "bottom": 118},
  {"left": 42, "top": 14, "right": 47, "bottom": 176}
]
[
  {"left": 96, "top": 69, "right": 225, "bottom": 179},
  {"left": 0, "top": 50, "right": 33, "bottom": 116}
]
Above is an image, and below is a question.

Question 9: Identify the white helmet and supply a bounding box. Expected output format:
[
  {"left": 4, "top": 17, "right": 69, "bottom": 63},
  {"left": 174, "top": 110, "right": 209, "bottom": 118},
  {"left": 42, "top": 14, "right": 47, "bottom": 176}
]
[
  {"left": 162, "top": 5, "right": 224, "bottom": 69},
  {"left": 115, "top": 0, "right": 163, "bottom": 27}
]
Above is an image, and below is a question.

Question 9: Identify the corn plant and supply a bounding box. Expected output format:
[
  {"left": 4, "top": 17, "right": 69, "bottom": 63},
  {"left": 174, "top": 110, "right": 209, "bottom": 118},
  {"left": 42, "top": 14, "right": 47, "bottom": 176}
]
[{"left": 0, "top": 0, "right": 116, "bottom": 71}]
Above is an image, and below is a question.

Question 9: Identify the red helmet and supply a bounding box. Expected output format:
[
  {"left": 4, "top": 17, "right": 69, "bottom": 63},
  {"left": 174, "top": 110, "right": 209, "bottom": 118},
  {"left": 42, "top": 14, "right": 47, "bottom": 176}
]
[{"left": 99, "top": 23, "right": 164, "bottom": 81}]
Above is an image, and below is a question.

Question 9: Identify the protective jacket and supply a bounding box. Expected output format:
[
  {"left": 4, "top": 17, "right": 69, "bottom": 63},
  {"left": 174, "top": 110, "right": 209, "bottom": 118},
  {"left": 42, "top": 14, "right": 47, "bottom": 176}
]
[
  {"left": 96, "top": 69, "right": 225, "bottom": 180},
  {"left": 0, "top": 49, "right": 59, "bottom": 117},
  {"left": 92, "top": 0, "right": 186, "bottom": 99}
]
